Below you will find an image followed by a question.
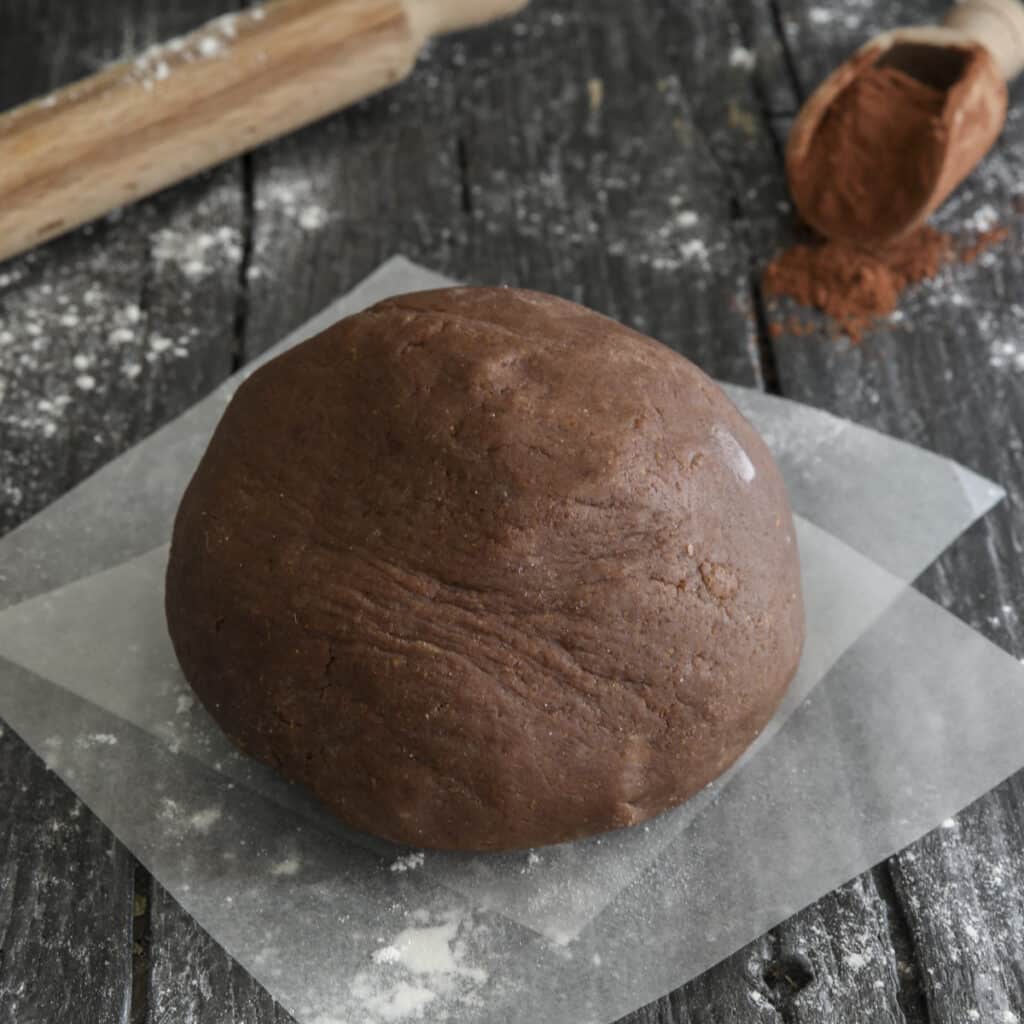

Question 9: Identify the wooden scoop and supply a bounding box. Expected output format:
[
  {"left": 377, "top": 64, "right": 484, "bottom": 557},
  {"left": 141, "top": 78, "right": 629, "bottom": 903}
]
[
  {"left": 0, "top": 0, "right": 527, "bottom": 265},
  {"left": 787, "top": 0, "right": 1024, "bottom": 246}
]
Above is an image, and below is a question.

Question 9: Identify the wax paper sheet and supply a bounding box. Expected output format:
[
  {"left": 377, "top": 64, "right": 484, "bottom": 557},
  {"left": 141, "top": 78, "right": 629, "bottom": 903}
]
[{"left": 1, "top": 258, "right": 1020, "bottom": 1024}]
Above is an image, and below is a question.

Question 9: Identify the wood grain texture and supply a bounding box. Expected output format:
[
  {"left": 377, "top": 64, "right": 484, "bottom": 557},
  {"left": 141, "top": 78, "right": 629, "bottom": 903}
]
[
  {"left": 0, "top": 3, "right": 245, "bottom": 1020},
  {"left": 146, "top": 883, "right": 294, "bottom": 1024},
  {"left": 763, "top": 3, "right": 1024, "bottom": 1024},
  {"left": 241, "top": 0, "right": 781, "bottom": 388},
  {"left": 0, "top": 723, "right": 134, "bottom": 1023},
  {"left": 0, "top": 0, "right": 246, "bottom": 533},
  {"left": 2, "top": 0, "right": 1023, "bottom": 1022}
]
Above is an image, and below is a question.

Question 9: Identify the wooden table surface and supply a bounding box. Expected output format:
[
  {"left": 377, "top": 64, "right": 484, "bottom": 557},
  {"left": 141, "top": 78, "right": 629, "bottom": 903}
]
[{"left": 2, "top": 1, "right": 1024, "bottom": 1021}]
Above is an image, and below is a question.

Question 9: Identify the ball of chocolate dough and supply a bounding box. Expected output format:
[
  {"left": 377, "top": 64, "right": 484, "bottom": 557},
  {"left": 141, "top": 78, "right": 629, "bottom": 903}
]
[{"left": 165, "top": 287, "right": 804, "bottom": 851}]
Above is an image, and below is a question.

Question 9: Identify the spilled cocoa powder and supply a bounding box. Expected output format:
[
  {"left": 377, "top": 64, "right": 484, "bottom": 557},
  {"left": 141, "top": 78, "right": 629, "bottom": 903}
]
[
  {"left": 763, "top": 225, "right": 1010, "bottom": 342},
  {"left": 959, "top": 225, "right": 1010, "bottom": 263},
  {"left": 763, "top": 227, "right": 952, "bottom": 342}
]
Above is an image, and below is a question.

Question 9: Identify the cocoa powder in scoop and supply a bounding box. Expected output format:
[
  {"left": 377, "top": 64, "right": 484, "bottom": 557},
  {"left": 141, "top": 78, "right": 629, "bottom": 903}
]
[{"left": 789, "top": 65, "right": 948, "bottom": 246}]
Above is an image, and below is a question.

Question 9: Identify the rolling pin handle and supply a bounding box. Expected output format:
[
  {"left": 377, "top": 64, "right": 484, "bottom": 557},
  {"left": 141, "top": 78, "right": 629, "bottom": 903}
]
[
  {"left": 404, "top": 0, "right": 528, "bottom": 40},
  {"left": 945, "top": 0, "right": 1024, "bottom": 79}
]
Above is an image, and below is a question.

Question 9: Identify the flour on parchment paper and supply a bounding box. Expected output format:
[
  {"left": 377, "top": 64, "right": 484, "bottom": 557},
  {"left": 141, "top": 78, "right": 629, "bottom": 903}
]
[
  {"left": 390, "top": 852, "right": 425, "bottom": 873},
  {"left": 351, "top": 909, "right": 489, "bottom": 1022}
]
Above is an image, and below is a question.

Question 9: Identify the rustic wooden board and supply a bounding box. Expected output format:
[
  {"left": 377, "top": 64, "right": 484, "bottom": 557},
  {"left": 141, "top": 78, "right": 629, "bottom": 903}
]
[
  {"left": 145, "top": 881, "right": 293, "bottom": 1024},
  {"left": 761, "top": 2, "right": 1024, "bottom": 1023},
  {"left": 0, "top": 722, "right": 134, "bottom": 1023},
  {"left": 2, "top": 0, "right": 1023, "bottom": 1021},
  {"left": 0, "top": 3, "right": 244, "bottom": 1021}
]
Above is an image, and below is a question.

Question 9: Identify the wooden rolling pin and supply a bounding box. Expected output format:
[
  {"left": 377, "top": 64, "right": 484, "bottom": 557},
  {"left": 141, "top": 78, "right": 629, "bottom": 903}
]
[{"left": 0, "top": 0, "right": 527, "bottom": 264}]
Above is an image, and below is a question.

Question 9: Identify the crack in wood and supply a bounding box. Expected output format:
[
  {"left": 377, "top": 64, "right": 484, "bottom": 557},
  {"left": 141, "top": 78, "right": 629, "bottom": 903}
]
[
  {"left": 874, "top": 863, "right": 934, "bottom": 1024},
  {"left": 456, "top": 134, "right": 473, "bottom": 217},
  {"left": 129, "top": 862, "right": 153, "bottom": 1024},
  {"left": 748, "top": 271, "right": 783, "bottom": 395},
  {"left": 231, "top": 152, "right": 255, "bottom": 374},
  {"left": 766, "top": 0, "right": 806, "bottom": 105}
]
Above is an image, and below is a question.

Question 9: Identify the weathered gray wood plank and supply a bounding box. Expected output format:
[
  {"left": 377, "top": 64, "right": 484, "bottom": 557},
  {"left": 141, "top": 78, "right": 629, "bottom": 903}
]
[
  {"left": 765, "top": 2, "right": 1024, "bottom": 1023},
  {"left": 242, "top": 0, "right": 776, "bottom": 386},
  {"left": 890, "top": 779, "right": 1024, "bottom": 1024},
  {"left": 0, "top": 0, "right": 246, "bottom": 533},
  {"left": 1, "top": 2, "right": 245, "bottom": 1021},
  {"left": 146, "top": 883, "right": 294, "bottom": 1024},
  {"left": 0, "top": 723, "right": 135, "bottom": 1023}
]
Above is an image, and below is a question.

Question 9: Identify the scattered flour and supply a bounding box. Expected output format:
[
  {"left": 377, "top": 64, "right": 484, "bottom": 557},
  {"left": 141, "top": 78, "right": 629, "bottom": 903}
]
[
  {"left": 197, "top": 35, "right": 226, "bottom": 58},
  {"left": 989, "top": 337, "right": 1024, "bottom": 372},
  {"left": 748, "top": 988, "right": 772, "bottom": 1009},
  {"left": 41, "top": 736, "right": 63, "bottom": 770},
  {"left": 270, "top": 856, "right": 302, "bottom": 877},
  {"left": 153, "top": 224, "right": 243, "bottom": 281},
  {"left": 298, "top": 205, "right": 329, "bottom": 231},
  {"left": 350, "top": 911, "right": 488, "bottom": 1023},
  {"left": 254, "top": 178, "right": 330, "bottom": 236},
  {"left": 214, "top": 13, "right": 239, "bottom": 39},
  {"left": 350, "top": 978, "right": 436, "bottom": 1022},
  {"left": 128, "top": 16, "right": 246, "bottom": 91},
  {"left": 188, "top": 806, "right": 222, "bottom": 833},
  {"left": 391, "top": 852, "right": 425, "bottom": 873},
  {"left": 729, "top": 46, "right": 756, "bottom": 70},
  {"left": 968, "top": 204, "right": 1000, "bottom": 232},
  {"left": 844, "top": 951, "right": 868, "bottom": 970},
  {"left": 942, "top": 817, "right": 958, "bottom": 829},
  {"left": 678, "top": 238, "right": 709, "bottom": 266}
]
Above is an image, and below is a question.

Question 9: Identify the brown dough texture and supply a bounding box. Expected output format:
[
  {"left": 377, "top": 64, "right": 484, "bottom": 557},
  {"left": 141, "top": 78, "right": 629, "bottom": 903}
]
[{"left": 165, "top": 288, "right": 805, "bottom": 851}]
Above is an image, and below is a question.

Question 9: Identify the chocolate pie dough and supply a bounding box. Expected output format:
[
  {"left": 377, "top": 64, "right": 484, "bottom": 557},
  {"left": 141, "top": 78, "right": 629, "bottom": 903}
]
[{"left": 166, "top": 288, "right": 805, "bottom": 851}]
